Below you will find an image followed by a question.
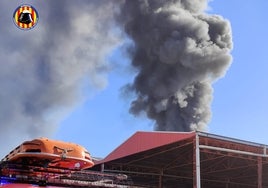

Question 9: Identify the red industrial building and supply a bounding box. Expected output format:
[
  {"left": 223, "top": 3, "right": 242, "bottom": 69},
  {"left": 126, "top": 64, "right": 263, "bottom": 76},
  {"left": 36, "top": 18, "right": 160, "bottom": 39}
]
[
  {"left": 2, "top": 131, "right": 268, "bottom": 187},
  {"left": 92, "top": 131, "right": 268, "bottom": 188}
]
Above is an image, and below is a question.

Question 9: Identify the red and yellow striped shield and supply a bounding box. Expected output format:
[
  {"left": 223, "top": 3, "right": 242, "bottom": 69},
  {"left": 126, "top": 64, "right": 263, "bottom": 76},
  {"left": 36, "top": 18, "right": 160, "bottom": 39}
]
[{"left": 13, "top": 4, "right": 39, "bottom": 30}]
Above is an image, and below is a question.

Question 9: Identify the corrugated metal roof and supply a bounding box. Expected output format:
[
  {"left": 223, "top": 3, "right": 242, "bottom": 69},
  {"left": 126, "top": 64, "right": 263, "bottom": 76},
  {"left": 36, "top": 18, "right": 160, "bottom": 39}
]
[{"left": 100, "top": 131, "right": 196, "bottom": 163}]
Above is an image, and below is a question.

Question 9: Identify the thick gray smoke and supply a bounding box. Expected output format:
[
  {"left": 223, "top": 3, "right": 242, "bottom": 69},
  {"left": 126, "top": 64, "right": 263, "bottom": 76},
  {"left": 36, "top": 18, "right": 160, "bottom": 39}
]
[
  {"left": 0, "top": 0, "right": 232, "bottom": 158},
  {"left": 0, "top": 1, "right": 119, "bottom": 157},
  {"left": 117, "top": 0, "right": 233, "bottom": 131}
]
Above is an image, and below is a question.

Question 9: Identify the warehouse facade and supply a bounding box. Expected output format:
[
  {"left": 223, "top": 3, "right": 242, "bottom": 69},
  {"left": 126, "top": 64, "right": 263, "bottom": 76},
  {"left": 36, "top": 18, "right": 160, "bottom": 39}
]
[{"left": 92, "top": 131, "right": 268, "bottom": 188}]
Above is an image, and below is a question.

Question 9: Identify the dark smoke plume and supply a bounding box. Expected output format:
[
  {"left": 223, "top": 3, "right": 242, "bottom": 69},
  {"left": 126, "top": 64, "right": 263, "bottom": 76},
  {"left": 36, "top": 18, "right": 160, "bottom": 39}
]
[
  {"left": 0, "top": 0, "right": 232, "bottom": 158},
  {"left": 0, "top": 0, "right": 119, "bottom": 157},
  {"left": 117, "top": 0, "right": 233, "bottom": 131}
]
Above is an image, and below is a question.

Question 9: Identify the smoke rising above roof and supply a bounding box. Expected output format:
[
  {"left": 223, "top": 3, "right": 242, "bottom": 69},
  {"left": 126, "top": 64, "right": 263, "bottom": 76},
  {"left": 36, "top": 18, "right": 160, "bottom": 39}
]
[
  {"left": 0, "top": 0, "right": 120, "bottom": 157},
  {"left": 0, "top": 0, "right": 232, "bottom": 158},
  {"left": 117, "top": 0, "right": 233, "bottom": 131}
]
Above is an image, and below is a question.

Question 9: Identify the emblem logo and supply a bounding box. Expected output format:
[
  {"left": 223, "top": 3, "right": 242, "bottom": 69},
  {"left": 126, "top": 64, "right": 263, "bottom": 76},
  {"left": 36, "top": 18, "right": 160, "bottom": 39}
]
[{"left": 13, "top": 4, "right": 39, "bottom": 30}]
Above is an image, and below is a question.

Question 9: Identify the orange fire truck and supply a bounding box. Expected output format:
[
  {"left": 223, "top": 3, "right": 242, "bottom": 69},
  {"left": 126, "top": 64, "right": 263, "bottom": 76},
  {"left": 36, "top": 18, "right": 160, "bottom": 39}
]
[
  {"left": 0, "top": 138, "right": 132, "bottom": 187},
  {"left": 1, "top": 137, "right": 94, "bottom": 170}
]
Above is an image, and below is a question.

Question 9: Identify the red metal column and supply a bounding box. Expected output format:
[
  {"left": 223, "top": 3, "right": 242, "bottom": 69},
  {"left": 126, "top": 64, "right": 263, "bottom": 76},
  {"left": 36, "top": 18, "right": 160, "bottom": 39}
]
[
  {"left": 158, "top": 169, "right": 163, "bottom": 188},
  {"left": 258, "top": 156, "right": 262, "bottom": 188},
  {"left": 193, "top": 133, "right": 201, "bottom": 188}
]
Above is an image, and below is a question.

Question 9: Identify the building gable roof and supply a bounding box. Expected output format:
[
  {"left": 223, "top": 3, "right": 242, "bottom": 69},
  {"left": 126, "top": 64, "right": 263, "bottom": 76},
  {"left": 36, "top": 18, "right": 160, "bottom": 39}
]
[{"left": 100, "top": 131, "right": 195, "bottom": 163}]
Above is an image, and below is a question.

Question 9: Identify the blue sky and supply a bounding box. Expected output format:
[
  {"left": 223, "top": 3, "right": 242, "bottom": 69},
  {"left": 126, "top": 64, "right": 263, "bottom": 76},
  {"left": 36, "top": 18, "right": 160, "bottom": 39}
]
[
  {"left": 209, "top": 1, "right": 268, "bottom": 141},
  {"left": 54, "top": 0, "right": 268, "bottom": 158}
]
